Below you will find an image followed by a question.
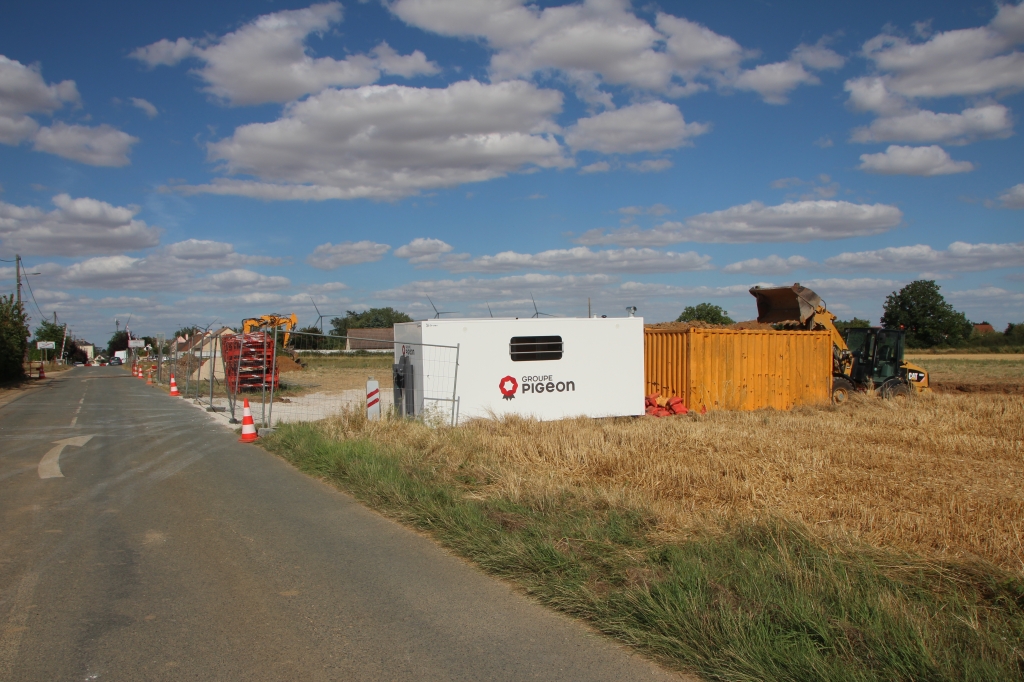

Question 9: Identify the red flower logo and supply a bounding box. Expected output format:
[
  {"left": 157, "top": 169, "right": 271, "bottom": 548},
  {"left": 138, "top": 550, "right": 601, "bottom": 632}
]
[{"left": 499, "top": 375, "right": 518, "bottom": 400}]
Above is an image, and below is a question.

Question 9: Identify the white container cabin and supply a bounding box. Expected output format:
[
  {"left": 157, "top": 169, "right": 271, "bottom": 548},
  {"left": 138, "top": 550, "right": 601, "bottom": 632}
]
[{"left": 392, "top": 317, "right": 644, "bottom": 424}]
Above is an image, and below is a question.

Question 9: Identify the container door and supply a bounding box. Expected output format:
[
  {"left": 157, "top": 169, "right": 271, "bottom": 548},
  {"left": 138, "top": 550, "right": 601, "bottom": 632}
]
[
  {"left": 845, "top": 328, "right": 873, "bottom": 384},
  {"left": 871, "top": 330, "right": 902, "bottom": 384}
]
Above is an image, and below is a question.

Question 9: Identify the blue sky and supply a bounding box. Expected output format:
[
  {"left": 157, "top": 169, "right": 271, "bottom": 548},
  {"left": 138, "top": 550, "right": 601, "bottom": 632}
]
[{"left": 1, "top": 0, "right": 1022, "bottom": 344}]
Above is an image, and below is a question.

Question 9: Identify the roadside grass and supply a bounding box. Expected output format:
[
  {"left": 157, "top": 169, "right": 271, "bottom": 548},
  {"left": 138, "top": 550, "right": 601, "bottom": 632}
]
[{"left": 262, "top": 396, "right": 1024, "bottom": 681}]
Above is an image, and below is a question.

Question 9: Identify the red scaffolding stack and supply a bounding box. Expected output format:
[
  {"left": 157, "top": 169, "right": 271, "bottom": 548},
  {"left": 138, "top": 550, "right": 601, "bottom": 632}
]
[{"left": 222, "top": 332, "right": 280, "bottom": 392}]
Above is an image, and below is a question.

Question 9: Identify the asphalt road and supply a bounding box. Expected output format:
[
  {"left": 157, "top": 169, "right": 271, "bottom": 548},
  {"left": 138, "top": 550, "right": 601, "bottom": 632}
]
[{"left": 0, "top": 367, "right": 687, "bottom": 681}]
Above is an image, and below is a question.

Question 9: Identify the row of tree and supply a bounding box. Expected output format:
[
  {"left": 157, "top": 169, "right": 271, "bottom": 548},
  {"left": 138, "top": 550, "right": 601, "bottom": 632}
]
[{"left": 677, "top": 280, "right": 1022, "bottom": 349}]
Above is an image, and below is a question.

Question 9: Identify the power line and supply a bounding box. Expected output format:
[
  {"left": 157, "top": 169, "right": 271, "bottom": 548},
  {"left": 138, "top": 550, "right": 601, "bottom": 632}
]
[{"left": 22, "top": 272, "right": 45, "bottom": 320}]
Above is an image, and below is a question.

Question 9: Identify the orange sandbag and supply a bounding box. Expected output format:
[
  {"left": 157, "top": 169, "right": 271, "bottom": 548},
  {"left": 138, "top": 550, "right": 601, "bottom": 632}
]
[
  {"left": 666, "top": 396, "right": 682, "bottom": 407},
  {"left": 670, "top": 402, "right": 688, "bottom": 415}
]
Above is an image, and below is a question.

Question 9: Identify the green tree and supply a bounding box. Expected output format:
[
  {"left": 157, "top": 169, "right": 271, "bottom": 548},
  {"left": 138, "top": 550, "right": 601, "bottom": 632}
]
[
  {"left": 330, "top": 307, "right": 412, "bottom": 336},
  {"left": 0, "top": 294, "right": 29, "bottom": 381},
  {"left": 834, "top": 317, "right": 872, "bottom": 333},
  {"left": 107, "top": 330, "right": 129, "bottom": 356},
  {"left": 292, "top": 325, "right": 343, "bottom": 350},
  {"left": 881, "top": 280, "right": 973, "bottom": 348},
  {"left": 33, "top": 319, "right": 84, "bottom": 363},
  {"left": 676, "top": 303, "right": 734, "bottom": 325}
]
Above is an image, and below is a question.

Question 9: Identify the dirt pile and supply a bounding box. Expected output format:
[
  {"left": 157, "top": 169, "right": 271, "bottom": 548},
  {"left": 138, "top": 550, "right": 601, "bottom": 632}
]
[
  {"left": 645, "top": 319, "right": 774, "bottom": 331},
  {"left": 275, "top": 357, "right": 304, "bottom": 373}
]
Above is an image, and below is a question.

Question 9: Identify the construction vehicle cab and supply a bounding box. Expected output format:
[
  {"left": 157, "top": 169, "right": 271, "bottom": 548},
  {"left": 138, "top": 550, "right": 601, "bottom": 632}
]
[{"left": 750, "top": 284, "right": 929, "bottom": 403}]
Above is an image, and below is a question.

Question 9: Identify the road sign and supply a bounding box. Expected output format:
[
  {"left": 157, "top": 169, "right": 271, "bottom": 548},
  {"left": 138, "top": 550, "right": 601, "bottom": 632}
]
[
  {"left": 36, "top": 341, "right": 55, "bottom": 349},
  {"left": 128, "top": 339, "right": 145, "bottom": 348}
]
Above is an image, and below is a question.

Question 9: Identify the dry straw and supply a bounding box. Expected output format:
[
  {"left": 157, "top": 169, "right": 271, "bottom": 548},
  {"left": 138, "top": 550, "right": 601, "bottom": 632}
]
[{"left": 316, "top": 392, "right": 1024, "bottom": 573}]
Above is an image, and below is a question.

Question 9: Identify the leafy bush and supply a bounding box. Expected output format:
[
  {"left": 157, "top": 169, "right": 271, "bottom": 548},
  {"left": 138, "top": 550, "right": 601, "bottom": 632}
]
[{"left": 0, "top": 294, "right": 29, "bottom": 381}]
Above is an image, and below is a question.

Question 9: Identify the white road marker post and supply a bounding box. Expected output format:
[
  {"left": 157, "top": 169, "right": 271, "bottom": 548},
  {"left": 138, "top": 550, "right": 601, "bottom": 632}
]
[{"left": 366, "top": 377, "right": 381, "bottom": 421}]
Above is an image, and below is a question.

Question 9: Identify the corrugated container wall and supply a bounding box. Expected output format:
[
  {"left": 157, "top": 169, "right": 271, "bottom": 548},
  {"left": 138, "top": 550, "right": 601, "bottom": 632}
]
[{"left": 645, "top": 328, "right": 832, "bottom": 411}]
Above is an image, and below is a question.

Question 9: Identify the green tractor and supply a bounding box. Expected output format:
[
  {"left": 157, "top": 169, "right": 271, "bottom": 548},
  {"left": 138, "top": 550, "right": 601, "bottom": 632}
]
[{"left": 750, "top": 284, "right": 930, "bottom": 404}]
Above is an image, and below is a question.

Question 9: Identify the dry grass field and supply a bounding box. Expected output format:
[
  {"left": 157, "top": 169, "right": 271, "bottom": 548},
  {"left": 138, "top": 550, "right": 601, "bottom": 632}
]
[
  {"left": 266, "top": 390, "right": 1024, "bottom": 679},
  {"left": 281, "top": 353, "right": 393, "bottom": 394},
  {"left": 912, "top": 355, "right": 1024, "bottom": 394},
  {"left": 313, "top": 392, "right": 1024, "bottom": 574}
]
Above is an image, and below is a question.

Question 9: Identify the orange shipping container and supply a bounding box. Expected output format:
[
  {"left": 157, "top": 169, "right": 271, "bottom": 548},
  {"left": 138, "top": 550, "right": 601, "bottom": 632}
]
[{"left": 644, "top": 328, "right": 832, "bottom": 411}]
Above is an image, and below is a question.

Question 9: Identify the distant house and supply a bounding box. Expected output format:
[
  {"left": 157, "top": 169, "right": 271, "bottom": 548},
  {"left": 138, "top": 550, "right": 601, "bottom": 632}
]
[{"left": 974, "top": 323, "right": 996, "bottom": 334}]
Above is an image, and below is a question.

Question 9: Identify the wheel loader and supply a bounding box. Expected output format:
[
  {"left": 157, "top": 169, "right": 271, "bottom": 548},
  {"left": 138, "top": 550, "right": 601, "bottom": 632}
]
[{"left": 749, "top": 284, "right": 930, "bottom": 403}]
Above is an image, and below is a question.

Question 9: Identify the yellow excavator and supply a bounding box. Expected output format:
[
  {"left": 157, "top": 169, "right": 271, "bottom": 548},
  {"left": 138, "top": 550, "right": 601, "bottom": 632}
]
[
  {"left": 749, "top": 284, "right": 930, "bottom": 403},
  {"left": 242, "top": 313, "right": 298, "bottom": 347}
]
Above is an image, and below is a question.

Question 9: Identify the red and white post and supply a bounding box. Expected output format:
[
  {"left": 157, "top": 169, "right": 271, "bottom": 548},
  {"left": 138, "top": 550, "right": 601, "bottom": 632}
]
[{"left": 366, "top": 378, "right": 381, "bottom": 421}]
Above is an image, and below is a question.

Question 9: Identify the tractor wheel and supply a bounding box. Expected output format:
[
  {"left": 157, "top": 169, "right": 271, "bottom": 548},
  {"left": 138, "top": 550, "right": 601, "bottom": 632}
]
[
  {"left": 882, "top": 382, "right": 912, "bottom": 400},
  {"left": 832, "top": 377, "right": 855, "bottom": 405}
]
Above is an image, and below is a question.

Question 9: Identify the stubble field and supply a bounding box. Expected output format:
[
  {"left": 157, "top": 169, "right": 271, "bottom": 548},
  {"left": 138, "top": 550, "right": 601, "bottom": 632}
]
[{"left": 264, "top": 369, "right": 1024, "bottom": 680}]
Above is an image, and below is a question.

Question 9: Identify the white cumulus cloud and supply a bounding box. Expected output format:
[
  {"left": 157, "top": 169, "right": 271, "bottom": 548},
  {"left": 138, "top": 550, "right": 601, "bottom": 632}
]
[
  {"left": 32, "top": 123, "right": 138, "bottom": 166},
  {"left": 860, "top": 3, "right": 1024, "bottom": 99},
  {"left": 394, "top": 237, "right": 457, "bottom": 266},
  {"left": 389, "top": 0, "right": 826, "bottom": 102},
  {"left": 0, "top": 55, "right": 136, "bottom": 165},
  {"left": 850, "top": 104, "right": 1012, "bottom": 145},
  {"left": 0, "top": 194, "right": 160, "bottom": 256},
  {"left": 307, "top": 241, "right": 391, "bottom": 269},
  {"left": 179, "top": 79, "right": 570, "bottom": 200},
  {"left": 376, "top": 272, "right": 616, "bottom": 302},
  {"left": 845, "top": 6, "right": 1024, "bottom": 146},
  {"left": 825, "top": 241, "right": 1024, "bottom": 272},
  {"left": 723, "top": 255, "right": 814, "bottom": 275},
  {"left": 131, "top": 3, "right": 439, "bottom": 106},
  {"left": 858, "top": 145, "right": 974, "bottom": 175},
  {"left": 576, "top": 200, "right": 903, "bottom": 246},
  {"left": 0, "top": 55, "right": 78, "bottom": 144},
  {"left": 130, "top": 97, "right": 158, "bottom": 118},
  {"left": 999, "top": 183, "right": 1024, "bottom": 208},
  {"left": 565, "top": 101, "right": 709, "bottom": 154},
  {"left": 58, "top": 239, "right": 282, "bottom": 291},
  {"left": 448, "top": 246, "right": 712, "bottom": 274}
]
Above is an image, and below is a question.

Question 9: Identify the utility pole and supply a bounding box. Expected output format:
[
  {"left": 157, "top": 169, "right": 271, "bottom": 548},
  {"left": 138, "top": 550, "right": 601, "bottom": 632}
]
[{"left": 15, "top": 255, "right": 21, "bottom": 307}]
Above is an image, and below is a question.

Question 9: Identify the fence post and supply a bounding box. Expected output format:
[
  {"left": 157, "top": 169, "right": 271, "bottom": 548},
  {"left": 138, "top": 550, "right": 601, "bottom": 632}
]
[
  {"left": 230, "top": 326, "right": 244, "bottom": 424},
  {"left": 450, "top": 343, "right": 460, "bottom": 427},
  {"left": 208, "top": 333, "right": 216, "bottom": 408},
  {"left": 267, "top": 325, "right": 278, "bottom": 429},
  {"left": 260, "top": 326, "right": 268, "bottom": 426},
  {"left": 156, "top": 334, "right": 164, "bottom": 384},
  {"left": 183, "top": 336, "right": 192, "bottom": 398},
  {"left": 195, "top": 330, "right": 205, "bottom": 401}
]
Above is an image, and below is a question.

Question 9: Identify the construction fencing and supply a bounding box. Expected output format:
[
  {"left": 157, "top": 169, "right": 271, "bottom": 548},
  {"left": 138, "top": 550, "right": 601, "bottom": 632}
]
[{"left": 152, "top": 327, "right": 460, "bottom": 430}]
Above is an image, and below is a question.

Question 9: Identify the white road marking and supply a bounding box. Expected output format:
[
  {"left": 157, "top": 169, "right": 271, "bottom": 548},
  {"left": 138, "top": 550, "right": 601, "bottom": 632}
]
[
  {"left": 38, "top": 435, "right": 94, "bottom": 479},
  {"left": 70, "top": 397, "right": 85, "bottom": 427}
]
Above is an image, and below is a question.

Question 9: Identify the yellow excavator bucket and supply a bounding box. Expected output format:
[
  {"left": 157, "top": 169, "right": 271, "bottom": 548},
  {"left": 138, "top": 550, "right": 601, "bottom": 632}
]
[{"left": 749, "top": 284, "right": 823, "bottom": 325}]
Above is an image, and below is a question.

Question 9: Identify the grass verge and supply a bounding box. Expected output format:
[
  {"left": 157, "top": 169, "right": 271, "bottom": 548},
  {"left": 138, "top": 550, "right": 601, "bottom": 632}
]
[{"left": 262, "top": 421, "right": 1024, "bottom": 681}]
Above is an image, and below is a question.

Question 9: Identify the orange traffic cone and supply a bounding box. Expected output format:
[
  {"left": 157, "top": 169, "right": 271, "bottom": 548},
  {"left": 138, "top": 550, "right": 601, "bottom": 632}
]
[
  {"left": 238, "top": 398, "right": 258, "bottom": 443},
  {"left": 146, "top": 370, "right": 154, "bottom": 385},
  {"left": 38, "top": 362, "right": 45, "bottom": 379},
  {"left": 169, "top": 374, "right": 180, "bottom": 397}
]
